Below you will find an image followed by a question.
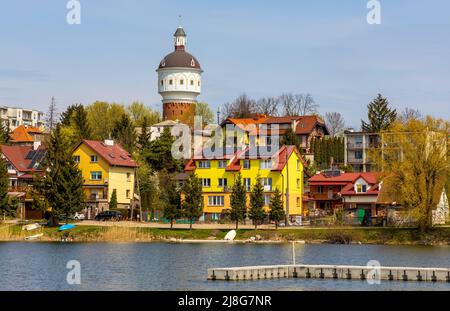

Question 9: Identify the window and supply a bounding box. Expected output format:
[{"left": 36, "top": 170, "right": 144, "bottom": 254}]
[
  {"left": 90, "top": 155, "right": 98, "bottom": 163},
  {"left": 201, "top": 178, "right": 211, "bottom": 187},
  {"left": 190, "top": 80, "right": 194, "bottom": 86},
  {"left": 161, "top": 80, "right": 164, "bottom": 86},
  {"left": 260, "top": 178, "right": 272, "bottom": 191},
  {"left": 265, "top": 136, "right": 272, "bottom": 145},
  {"left": 169, "top": 79, "right": 173, "bottom": 85},
  {"left": 198, "top": 160, "right": 211, "bottom": 169},
  {"left": 126, "top": 190, "right": 130, "bottom": 199},
  {"left": 297, "top": 178, "right": 301, "bottom": 189},
  {"left": 218, "top": 160, "right": 228, "bottom": 168},
  {"left": 355, "top": 151, "right": 363, "bottom": 159},
  {"left": 218, "top": 178, "right": 227, "bottom": 187},
  {"left": 264, "top": 194, "right": 271, "bottom": 206},
  {"left": 296, "top": 197, "right": 301, "bottom": 207},
  {"left": 356, "top": 184, "right": 367, "bottom": 193},
  {"left": 90, "top": 171, "right": 102, "bottom": 180},
  {"left": 297, "top": 160, "right": 301, "bottom": 171},
  {"left": 355, "top": 135, "right": 363, "bottom": 145},
  {"left": 243, "top": 160, "right": 250, "bottom": 169},
  {"left": 317, "top": 186, "right": 324, "bottom": 194},
  {"left": 126, "top": 172, "right": 131, "bottom": 181},
  {"left": 260, "top": 159, "right": 272, "bottom": 169},
  {"left": 244, "top": 178, "right": 251, "bottom": 191},
  {"left": 180, "top": 79, "right": 184, "bottom": 85},
  {"left": 73, "top": 155, "right": 80, "bottom": 163},
  {"left": 208, "top": 196, "right": 224, "bottom": 206}
]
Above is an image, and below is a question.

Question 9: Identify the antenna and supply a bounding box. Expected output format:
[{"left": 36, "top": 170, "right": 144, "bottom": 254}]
[{"left": 178, "top": 14, "right": 182, "bottom": 27}]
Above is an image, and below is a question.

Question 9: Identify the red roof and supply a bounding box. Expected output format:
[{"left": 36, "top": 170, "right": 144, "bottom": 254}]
[
  {"left": 263, "top": 115, "right": 329, "bottom": 135},
  {"left": 0, "top": 145, "right": 43, "bottom": 173},
  {"left": 309, "top": 172, "right": 380, "bottom": 196},
  {"left": 9, "top": 125, "right": 43, "bottom": 143},
  {"left": 78, "top": 140, "right": 138, "bottom": 167}
]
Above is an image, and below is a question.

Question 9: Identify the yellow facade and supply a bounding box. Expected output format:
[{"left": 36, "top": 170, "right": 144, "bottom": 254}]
[
  {"left": 73, "top": 142, "right": 136, "bottom": 207},
  {"left": 191, "top": 148, "right": 304, "bottom": 216}
]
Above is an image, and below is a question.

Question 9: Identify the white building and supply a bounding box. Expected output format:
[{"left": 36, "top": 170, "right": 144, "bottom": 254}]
[
  {"left": 0, "top": 106, "right": 45, "bottom": 130},
  {"left": 343, "top": 130, "right": 380, "bottom": 172}
]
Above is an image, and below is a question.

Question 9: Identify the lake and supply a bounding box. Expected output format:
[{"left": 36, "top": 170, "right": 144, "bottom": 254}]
[{"left": 0, "top": 242, "right": 449, "bottom": 290}]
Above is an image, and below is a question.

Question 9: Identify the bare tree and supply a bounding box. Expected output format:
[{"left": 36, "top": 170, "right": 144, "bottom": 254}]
[
  {"left": 46, "top": 96, "right": 58, "bottom": 132},
  {"left": 398, "top": 107, "right": 423, "bottom": 123},
  {"left": 325, "top": 112, "right": 345, "bottom": 137},
  {"left": 280, "top": 93, "right": 318, "bottom": 116},
  {"left": 221, "top": 93, "right": 257, "bottom": 120},
  {"left": 255, "top": 97, "right": 279, "bottom": 116}
]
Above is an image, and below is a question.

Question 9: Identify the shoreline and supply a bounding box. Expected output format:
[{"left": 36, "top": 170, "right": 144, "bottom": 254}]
[{"left": 2, "top": 223, "right": 450, "bottom": 246}]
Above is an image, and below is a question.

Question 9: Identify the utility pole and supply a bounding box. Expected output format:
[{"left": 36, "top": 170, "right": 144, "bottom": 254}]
[
  {"left": 217, "top": 107, "right": 220, "bottom": 125},
  {"left": 285, "top": 147, "right": 290, "bottom": 226}
]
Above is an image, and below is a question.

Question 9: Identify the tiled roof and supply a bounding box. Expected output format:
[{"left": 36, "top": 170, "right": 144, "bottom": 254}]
[
  {"left": 0, "top": 145, "right": 46, "bottom": 172},
  {"left": 263, "top": 115, "right": 329, "bottom": 135},
  {"left": 9, "top": 125, "right": 43, "bottom": 143},
  {"left": 78, "top": 140, "right": 138, "bottom": 167},
  {"left": 309, "top": 172, "right": 380, "bottom": 196}
]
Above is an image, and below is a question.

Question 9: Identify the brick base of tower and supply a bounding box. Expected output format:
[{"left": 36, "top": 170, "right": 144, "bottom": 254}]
[{"left": 163, "top": 102, "right": 196, "bottom": 126}]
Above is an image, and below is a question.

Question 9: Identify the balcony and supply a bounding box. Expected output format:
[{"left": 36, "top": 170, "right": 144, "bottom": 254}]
[
  {"left": 8, "top": 186, "right": 32, "bottom": 193},
  {"left": 347, "top": 158, "right": 364, "bottom": 163},
  {"left": 309, "top": 192, "right": 341, "bottom": 200}
]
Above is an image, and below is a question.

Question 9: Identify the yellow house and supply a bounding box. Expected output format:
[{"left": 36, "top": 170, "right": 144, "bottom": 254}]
[
  {"left": 73, "top": 139, "right": 138, "bottom": 215},
  {"left": 184, "top": 145, "right": 306, "bottom": 221}
]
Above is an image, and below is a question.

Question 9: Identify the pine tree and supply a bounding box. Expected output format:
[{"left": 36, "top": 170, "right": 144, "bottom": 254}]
[
  {"left": 230, "top": 173, "right": 247, "bottom": 229},
  {"left": 72, "top": 104, "right": 92, "bottom": 140},
  {"left": 112, "top": 114, "right": 137, "bottom": 153},
  {"left": 269, "top": 188, "right": 285, "bottom": 229},
  {"left": 361, "top": 94, "right": 397, "bottom": 132},
  {"left": 249, "top": 176, "right": 266, "bottom": 229},
  {"left": 35, "top": 124, "right": 85, "bottom": 223},
  {"left": 60, "top": 105, "right": 77, "bottom": 126},
  {"left": 0, "top": 120, "right": 10, "bottom": 144},
  {"left": 137, "top": 116, "right": 151, "bottom": 150},
  {"left": 160, "top": 170, "right": 181, "bottom": 228},
  {"left": 143, "top": 128, "right": 182, "bottom": 173},
  {"left": 182, "top": 174, "right": 203, "bottom": 229},
  {"left": 109, "top": 189, "right": 118, "bottom": 210}
]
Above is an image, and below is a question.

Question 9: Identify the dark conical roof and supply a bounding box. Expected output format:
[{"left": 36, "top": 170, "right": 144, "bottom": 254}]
[{"left": 174, "top": 27, "right": 186, "bottom": 37}]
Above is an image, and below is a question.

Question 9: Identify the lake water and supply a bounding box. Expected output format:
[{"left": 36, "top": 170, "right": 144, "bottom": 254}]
[{"left": 0, "top": 242, "right": 449, "bottom": 290}]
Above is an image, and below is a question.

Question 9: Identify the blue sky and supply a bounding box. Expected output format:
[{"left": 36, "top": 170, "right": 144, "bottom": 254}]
[{"left": 0, "top": 0, "right": 449, "bottom": 128}]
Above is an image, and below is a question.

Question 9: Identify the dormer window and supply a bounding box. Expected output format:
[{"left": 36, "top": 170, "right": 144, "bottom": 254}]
[
  {"left": 356, "top": 184, "right": 367, "bottom": 193},
  {"left": 190, "top": 59, "right": 195, "bottom": 67}
]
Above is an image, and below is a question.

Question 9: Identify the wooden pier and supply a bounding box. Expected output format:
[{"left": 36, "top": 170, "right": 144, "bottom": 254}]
[{"left": 208, "top": 264, "right": 450, "bottom": 282}]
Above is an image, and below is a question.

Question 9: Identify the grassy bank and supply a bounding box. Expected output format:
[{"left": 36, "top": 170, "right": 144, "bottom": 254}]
[{"left": 2, "top": 224, "right": 450, "bottom": 245}]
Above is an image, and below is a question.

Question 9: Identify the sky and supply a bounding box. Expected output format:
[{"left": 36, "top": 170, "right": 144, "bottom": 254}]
[{"left": 0, "top": 0, "right": 449, "bottom": 128}]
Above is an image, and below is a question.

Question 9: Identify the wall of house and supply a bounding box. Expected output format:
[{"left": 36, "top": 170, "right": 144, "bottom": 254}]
[{"left": 107, "top": 167, "right": 135, "bottom": 207}]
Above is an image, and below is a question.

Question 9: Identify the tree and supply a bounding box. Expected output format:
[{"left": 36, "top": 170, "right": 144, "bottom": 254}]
[
  {"left": 72, "top": 104, "right": 92, "bottom": 140},
  {"left": 127, "top": 101, "right": 160, "bottom": 126},
  {"left": 46, "top": 96, "right": 58, "bottom": 132},
  {"left": 35, "top": 124, "right": 85, "bottom": 223},
  {"left": 398, "top": 107, "right": 422, "bottom": 123},
  {"left": 256, "top": 97, "right": 279, "bottom": 116},
  {"left": 374, "top": 117, "right": 450, "bottom": 232},
  {"left": 229, "top": 173, "right": 247, "bottom": 229},
  {"left": 181, "top": 174, "right": 203, "bottom": 229},
  {"left": 112, "top": 114, "right": 136, "bottom": 153},
  {"left": 143, "top": 128, "right": 182, "bottom": 173},
  {"left": 159, "top": 170, "right": 181, "bottom": 228},
  {"left": 222, "top": 93, "right": 257, "bottom": 119},
  {"left": 269, "top": 188, "right": 285, "bottom": 229},
  {"left": 0, "top": 120, "right": 10, "bottom": 144},
  {"left": 86, "top": 101, "right": 126, "bottom": 140},
  {"left": 361, "top": 94, "right": 397, "bottom": 132},
  {"left": 311, "top": 137, "right": 344, "bottom": 170},
  {"left": 325, "top": 112, "right": 345, "bottom": 137},
  {"left": 281, "top": 127, "right": 301, "bottom": 151},
  {"left": 137, "top": 116, "right": 151, "bottom": 151},
  {"left": 0, "top": 157, "right": 13, "bottom": 220},
  {"left": 109, "top": 189, "right": 118, "bottom": 210},
  {"left": 195, "top": 102, "right": 214, "bottom": 125},
  {"left": 138, "top": 163, "right": 159, "bottom": 220},
  {"left": 60, "top": 104, "right": 77, "bottom": 126},
  {"left": 249, "top": 176, "right": 266, "bottom": 229},
  {"left": 280, "top": 93, "right": 318, "bottom": 116}
]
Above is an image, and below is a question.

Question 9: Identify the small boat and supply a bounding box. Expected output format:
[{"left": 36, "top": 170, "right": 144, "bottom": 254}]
[
  {"left": 24, "top": 233, "right": 44, "bottom": 240},
  {"left": 58, "top": 224, "right": 76, "bottom": 231},
  {"left": 22, "top": 223, "right": 41, "bottom": 231},
  {"left": 224, "top": 230, "right": 237, "bottom": 241}
]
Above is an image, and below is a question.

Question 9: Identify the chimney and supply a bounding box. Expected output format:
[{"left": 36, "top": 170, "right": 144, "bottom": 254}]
[
  {"left": 33, "top": 141, "right": 41, "bottom": 150},
  {"left": 104, "top": 139, "right": 114, "bottom": 146}
]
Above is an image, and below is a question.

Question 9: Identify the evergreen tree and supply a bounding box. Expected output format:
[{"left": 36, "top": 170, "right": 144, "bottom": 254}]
[
  {"left": 109, "top": 189, "right": 118, "bottom": 210},
  {"left": 0, "top": 120, "right": 10, "bottom": 144},
  {"left": 138, "top": 162, "right": 159, "bottom": 220},
  {"left": 72, "top": 104, "right": 92, "bottom": 140},
  {"left": 361, "top": 94, "right": 397, "bottom": 132},
  {"left": 112, "top": 114, "right": 136, "bottom": 153},
  {"left": 0, "top": 157, "right": 13, "bottom": 219},
  {"left": 181, "top": 174, "right": 203, "bottom": 229},
  {"left": 137, "top": 116, "right": 151, "bottom": 150},
  {"left": 143, "top": 128, "right": 182, "bottom": 173},
  {"left": 35, "top": 124, "right": 85, "bottom": 223},
  {"left": 248, "top": 176, "right": 266, "bottom": 229},
  {"left": 60, "top": 104, "right": 77, "bottom": 126},
  {"left": 281, "top": 127, "right": 301, "bottom": 151},
  {"left": 160, "top": 170, "right": 181, "bottom": 228},
  {"left": 269, "top": 188, "right": 285, "bottom": 229},
  {"left": 230, "top": 173, "right": 247, "bottom": 230}
]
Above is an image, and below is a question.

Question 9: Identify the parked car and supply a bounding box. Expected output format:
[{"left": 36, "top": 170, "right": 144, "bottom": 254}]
[
  {"left": 94, "top": 211, "right": 123, "bottom": 221},
  {"left": 74, "top": 212, "right": 85, "bottom": 220}
]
